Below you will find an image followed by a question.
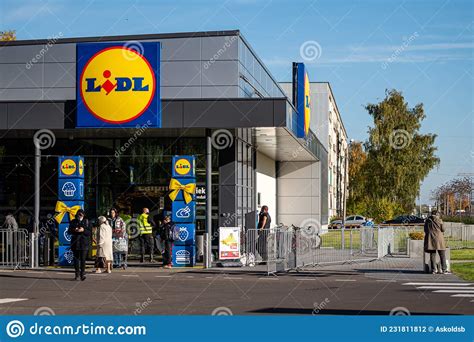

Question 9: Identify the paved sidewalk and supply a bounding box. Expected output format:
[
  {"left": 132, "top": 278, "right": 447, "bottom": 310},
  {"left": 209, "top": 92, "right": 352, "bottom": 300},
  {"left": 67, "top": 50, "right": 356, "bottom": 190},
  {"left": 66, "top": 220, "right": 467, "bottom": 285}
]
[{"left": 0, "top": 257, "right": 472, "bottom": 315}]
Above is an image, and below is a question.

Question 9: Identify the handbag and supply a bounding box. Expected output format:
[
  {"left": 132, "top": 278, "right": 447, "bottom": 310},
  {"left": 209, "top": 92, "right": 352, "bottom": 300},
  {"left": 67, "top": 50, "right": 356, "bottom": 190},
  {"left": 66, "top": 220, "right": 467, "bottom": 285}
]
[{"left": 113, "top": 237, "right": 128, "bottom": 253}]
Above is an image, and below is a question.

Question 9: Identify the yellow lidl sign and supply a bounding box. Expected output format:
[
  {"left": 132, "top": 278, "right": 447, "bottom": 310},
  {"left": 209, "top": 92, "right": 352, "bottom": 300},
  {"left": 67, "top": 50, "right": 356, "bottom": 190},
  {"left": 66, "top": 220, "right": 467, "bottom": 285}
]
[
  {"left": 76, "top": 42, "right": 161, "bottom": 128},
  {"left": 304, "top": 71, "right": 311, "bottom": 136},
  {"left": 174, "top": 158, "right": 192, "bottom": 176},
  {"left": 60, "top": 159, "right": 77, "bottom": 176},
  {"left": 172, "top": 155, "right": 195, "bottom": 178}
]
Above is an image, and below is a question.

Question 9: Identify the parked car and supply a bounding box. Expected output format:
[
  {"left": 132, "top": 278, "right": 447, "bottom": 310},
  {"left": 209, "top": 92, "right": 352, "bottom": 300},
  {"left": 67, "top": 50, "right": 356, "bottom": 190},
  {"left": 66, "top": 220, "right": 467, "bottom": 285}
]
[
  {"left": 329, "top": 215, "right": 366, "bottom": 229},
  {"left": 328, "top": 218, "right": 343, "bottom": 229},
  {"left": 345, "top": 215, "right": 366, "bottom": 227},
  {"left": 383, "top": 215, "right": 425, "bottom": 225}
]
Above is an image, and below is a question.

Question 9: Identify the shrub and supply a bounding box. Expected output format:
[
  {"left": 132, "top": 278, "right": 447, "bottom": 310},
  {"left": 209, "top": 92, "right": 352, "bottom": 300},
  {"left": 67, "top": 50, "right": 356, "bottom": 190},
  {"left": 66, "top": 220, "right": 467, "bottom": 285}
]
[
  {"left": 409, "top": 232, "right": 424, "bottom": 240},
  {"left": 442, "top": 216, "right": 474, "bottom": 225}
]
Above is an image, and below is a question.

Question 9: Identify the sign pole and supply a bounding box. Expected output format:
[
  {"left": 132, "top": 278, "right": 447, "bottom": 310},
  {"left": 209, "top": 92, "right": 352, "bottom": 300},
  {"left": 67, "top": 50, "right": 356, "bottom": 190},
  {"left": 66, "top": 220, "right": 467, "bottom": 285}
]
[
  {"left": 33, "top": 145, "right": 40, "bottom": 268},
  {"left": 205, "top": 131, "right": 212, "bottom": 268}
]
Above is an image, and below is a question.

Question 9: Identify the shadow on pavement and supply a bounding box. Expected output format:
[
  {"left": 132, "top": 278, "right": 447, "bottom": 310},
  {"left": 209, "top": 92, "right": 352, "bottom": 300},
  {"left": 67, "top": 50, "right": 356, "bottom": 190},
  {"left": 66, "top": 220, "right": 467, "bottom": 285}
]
[{"left": 248, "top": 308, "right": 459, "bottom": 315}]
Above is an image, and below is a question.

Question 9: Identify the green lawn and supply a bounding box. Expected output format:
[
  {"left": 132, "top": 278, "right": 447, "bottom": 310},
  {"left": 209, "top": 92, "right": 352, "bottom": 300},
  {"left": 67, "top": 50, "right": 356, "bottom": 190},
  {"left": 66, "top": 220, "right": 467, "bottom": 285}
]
[
  {"left": 451, "top": 262, "right": 474, "bottom": 281},
  {"left": 450, "top": 249, "right": 474, "bottom": 260},
  {"left": 321, "top": 230, "right": 365, "bottom": 249}
]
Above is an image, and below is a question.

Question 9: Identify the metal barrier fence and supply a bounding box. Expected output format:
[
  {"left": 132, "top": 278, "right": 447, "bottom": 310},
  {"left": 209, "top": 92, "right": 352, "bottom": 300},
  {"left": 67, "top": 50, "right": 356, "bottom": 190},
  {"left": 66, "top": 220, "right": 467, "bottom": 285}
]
[
  {"left": 243, "top": 227, "right": 380, "bottom": 274},
  {"left": 0, "top": 229, "right": 29, "bottom": 269},
  {"left": 242, "top": 224, "right": 474, "bottom": 274},
  {"left": 378, "top": 224, "right": 474, "bottom": 252}
]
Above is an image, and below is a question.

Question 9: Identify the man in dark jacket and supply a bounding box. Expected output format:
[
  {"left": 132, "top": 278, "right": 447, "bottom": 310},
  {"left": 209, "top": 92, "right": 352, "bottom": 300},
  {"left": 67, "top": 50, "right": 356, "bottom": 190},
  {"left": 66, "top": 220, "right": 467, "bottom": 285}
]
[
  {"left": 424, "top": 209, "right": 449, "bottom": 274},
  {"left": 68, "top": 209, "right": 91, "bottom": 281},
  {"left": 160, "top": 215, "right": 175, "bottom": 269},
  {"left": 257, "top": 205, "right": 271, "bottom": 262}
]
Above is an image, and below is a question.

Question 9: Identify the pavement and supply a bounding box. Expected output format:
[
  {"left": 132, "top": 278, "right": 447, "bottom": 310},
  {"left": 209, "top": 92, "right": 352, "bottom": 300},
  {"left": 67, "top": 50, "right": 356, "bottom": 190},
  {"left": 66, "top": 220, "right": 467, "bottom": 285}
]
[{"left": 0, "top": 257, "right": 472, "bottom": 315}]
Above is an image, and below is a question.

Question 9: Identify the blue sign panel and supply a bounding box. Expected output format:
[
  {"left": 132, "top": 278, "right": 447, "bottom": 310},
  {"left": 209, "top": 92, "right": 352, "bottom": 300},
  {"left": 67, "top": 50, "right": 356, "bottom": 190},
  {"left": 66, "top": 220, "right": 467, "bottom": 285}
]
[
  {"left": 172, "top": 155, "right": 195, "bottom": 178},
  {"left": 58, "top": 246, "right": 74, "bottom": 266},
  {"left": 58, "top": 156, "right": 84, "bottom": 179},
  {"left": 58, "top": 178, "right": 84, "bottom": 201},
  {"left": 293, "top": 62, "right": 311, "bottom": 138},
  {"left": 172, "top": 245, "right": 196, "bottom": 267},
  {"left": 171, "top": 201, "right": 195, "bottom": 223},
  {"left": 58, "top": 223, "right": 72, "bottom": 245},
  {"left": 76, "top": 42, "right": 161, "bottom": 128},
  {"left": 173, "top": 223, "right": 195, "bottom": 246}
]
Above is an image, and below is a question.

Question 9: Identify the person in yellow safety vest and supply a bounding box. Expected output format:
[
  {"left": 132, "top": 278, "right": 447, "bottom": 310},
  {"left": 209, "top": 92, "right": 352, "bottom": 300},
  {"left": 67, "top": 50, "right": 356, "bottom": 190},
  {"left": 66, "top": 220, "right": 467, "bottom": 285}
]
[{"left": 138, "top": 208, "right": 155, "bottom": 263}]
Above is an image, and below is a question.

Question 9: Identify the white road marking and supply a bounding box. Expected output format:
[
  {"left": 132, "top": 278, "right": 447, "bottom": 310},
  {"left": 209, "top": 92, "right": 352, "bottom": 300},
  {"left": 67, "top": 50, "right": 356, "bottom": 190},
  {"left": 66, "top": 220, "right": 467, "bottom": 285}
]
[
  {"left": 55, "top": 272, "right": 72, "bottom": 275},
  {"left": 186, "top": 276, "right": 194, "bottom": 278},
  {"left": 451, "top": 294, "right": 474, "bottom": 298},
  {"left": 417, "top": 286, "right": 474, "bottom": 290},
  {"left": 26, "top": 271, "right": 44, "bottom": 274},
  {"left": 335, "top": 279, "right": 356, "bottom": 282},
  {"left": 0, "top": 298, "right": 28, "bottom": 304},
  {"left": 376, "top": 279, "right": 397, "bottom": 282},
  {"left": 205, "top": 276, "right": 214, "bottom": 279},
  {"left": 155, "top": 275, "right": 172, "bottom": 278},
  {"left": 0, "top": 270, "right": 14, "bottom": 273},
  {"left": 122, "top": 274, "right": 138, "bottom": 277},
  {"left": 258, "top": 277, "right": 278, "bottom": 280},
  {"left": 223, "top": 277, "right": 242, "bottom": 280},
  {"left": 433, "top": 290, "right": 474, "bottom": 293},
  {"left": 296, "top": 278, "right": 316, "bottom": 281},
  {"left": 403, "top": 282, "right": 472, "bottom": 286}
]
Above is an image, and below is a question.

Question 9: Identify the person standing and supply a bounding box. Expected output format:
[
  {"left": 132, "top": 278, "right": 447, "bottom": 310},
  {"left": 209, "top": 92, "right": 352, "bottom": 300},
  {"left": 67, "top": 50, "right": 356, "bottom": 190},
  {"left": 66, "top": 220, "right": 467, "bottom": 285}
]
[
  {"left": 3, "top": 212, "right": 18, "bottom": 231},
  {"left": 160, "top": 215, "right": 175, "bottom": 269},
  {"left": 424, "top": 209, "right": 450, "bottom": 274},
  {"left": 68, "top": 209, "right": 91, "bottom": 281},
  {"left": 110, "top": 208, "right": 128, "bottom": 269},
  {"left": 256, "top": 205, "right": 271, "bottom": 262},
  {"left": 137, "top": 208, "right": 154, "bottom": 263},
  {"left": 258, "top": 206, "right": 271, "bottom": 229},
  {"left": 96, "top": 216, "right": 113, "bottom": 274}
]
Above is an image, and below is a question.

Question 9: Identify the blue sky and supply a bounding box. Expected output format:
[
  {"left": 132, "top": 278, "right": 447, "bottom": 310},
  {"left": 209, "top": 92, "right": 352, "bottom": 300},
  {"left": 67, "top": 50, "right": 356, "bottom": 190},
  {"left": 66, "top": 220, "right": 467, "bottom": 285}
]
[{"left": 1, "top": 0, "right": 472, "bottom": 204}]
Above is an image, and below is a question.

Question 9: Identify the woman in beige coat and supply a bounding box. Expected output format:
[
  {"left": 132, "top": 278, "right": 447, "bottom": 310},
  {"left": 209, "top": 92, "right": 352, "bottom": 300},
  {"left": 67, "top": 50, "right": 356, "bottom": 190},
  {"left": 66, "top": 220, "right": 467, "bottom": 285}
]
[
  {"left": 96, "top": 216, "right": 113, "bottom": 273},
  {"left": 424, "top": 209, "right": 449, "bottom": 274}
]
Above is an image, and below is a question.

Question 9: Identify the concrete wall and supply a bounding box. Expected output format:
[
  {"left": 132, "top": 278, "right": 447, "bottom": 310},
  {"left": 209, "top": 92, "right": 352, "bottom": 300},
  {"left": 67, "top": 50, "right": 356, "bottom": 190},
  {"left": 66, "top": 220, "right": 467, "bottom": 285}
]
[
  {"left": 0, "top": 35, "right": 240, "bottom": 101},
  {"left": 0, "top": 34, "right": 287, "bottom": 102},
  {"left": 277, "top": 161, "right": 322, "bottom": 229},
  {"left": 256, "top": 152, "right": 276, "bottom": 225}
]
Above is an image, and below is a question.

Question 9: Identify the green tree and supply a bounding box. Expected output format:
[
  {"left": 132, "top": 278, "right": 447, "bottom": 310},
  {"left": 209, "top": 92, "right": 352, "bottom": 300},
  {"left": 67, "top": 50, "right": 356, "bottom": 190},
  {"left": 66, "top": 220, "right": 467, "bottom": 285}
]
[
  {"left": 0, "top": 30, "right": 15, "bottom": 160},
  {"left": 363, "top": 90, "right": 439, "bottom": 218},
  {"left": 0, "top": 30, "right": 16, "bottom": 41},
  {"left": 347, "top": 141, "right": 368, "bottom": 215}
]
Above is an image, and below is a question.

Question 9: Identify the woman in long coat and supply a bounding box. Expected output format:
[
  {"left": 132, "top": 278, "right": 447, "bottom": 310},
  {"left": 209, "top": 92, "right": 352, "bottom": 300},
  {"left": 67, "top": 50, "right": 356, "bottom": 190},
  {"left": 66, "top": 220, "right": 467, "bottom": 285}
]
[
  {"left": 96, "top": 216, "right": 113, "bottom": 273},
  {"left": 424, "top": 209, "right": 448, "bottom": 274}
]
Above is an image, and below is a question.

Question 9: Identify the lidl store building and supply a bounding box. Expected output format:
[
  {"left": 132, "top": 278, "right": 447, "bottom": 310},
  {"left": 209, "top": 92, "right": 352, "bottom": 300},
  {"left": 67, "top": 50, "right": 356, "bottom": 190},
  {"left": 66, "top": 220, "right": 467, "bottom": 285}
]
[{"left": 0, "top": 30, "right": 330, "bottom": 259}]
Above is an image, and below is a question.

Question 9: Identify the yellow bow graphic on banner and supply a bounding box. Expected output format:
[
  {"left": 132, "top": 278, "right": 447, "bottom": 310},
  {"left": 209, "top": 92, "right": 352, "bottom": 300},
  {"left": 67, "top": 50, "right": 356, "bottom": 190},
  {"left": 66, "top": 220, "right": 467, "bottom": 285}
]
[
  {"left": 168, "top": 178, "right": 196, "bottom": 204},
  {"left": 55, "top": 201, "right": 82, "bottom": 224}
]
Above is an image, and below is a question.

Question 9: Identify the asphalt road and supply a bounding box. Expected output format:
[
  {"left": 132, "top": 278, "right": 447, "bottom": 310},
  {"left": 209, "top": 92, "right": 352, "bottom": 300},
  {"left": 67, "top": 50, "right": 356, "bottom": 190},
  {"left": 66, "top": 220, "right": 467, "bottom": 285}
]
[{"left": 0, "top": 258, "right": 472, "bottom": 315}]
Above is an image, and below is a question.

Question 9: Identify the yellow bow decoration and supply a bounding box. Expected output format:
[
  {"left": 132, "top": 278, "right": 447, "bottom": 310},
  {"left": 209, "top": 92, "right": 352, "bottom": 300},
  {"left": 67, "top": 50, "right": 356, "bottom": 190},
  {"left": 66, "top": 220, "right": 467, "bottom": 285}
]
[
  {"left": 168, "top": 178, "right": 196, "bottom": 204},
  {"left": 55, "top": 201, "right": 82, "bottom": 224}
]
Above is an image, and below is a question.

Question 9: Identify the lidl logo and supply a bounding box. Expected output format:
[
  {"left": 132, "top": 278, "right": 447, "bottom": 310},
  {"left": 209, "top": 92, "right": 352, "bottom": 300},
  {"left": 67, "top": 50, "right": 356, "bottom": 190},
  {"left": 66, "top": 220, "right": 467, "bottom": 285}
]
[
  {"left": 60, "top": 159, "right": 77, "bottom": 176},
  {"left": 293, "top": 62, "right": 312, "bottom": 138},
  {"left": 79, "top": 159, "right": 84, "bottom": 176},
  {"left": 174, "top": 158, "right": 191, "bottom": 176},
  {"left": 76, "top": 42, "right": 161, "bottom": 128},
  {"left": 304, "top": 72, "right": 311, "bottom": 136},
  {"left": 172, "top": 155, "right": 195, "bottom": 178}
]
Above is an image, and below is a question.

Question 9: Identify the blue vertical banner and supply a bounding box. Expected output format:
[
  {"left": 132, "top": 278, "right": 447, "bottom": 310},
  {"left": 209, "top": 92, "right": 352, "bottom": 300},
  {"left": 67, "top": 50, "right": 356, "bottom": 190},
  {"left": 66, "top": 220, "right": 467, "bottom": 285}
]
[
  {"left": 293, "top": 62, "right": 312, "bottom": 138},
  {"left": 56, "top": 156, "right": 85, "bottom": 266},
  {"left": 169, "top": 155, "right": 196, "bottom": 267}
]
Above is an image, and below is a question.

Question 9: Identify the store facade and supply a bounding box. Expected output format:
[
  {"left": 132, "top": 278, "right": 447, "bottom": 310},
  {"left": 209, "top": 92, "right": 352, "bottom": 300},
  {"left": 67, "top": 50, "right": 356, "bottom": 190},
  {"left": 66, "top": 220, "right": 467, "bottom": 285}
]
[{"left": 0, "top": 30, "right": 326, "bottom": 255}]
